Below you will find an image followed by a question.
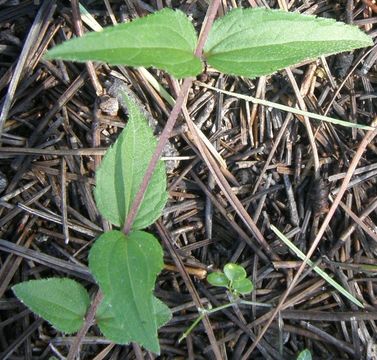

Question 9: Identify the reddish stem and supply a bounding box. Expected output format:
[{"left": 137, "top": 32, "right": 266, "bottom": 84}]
[
  {"left": 123, "top": 0, "right": 221, "bottom": 234},
  {"left": 68, "top": 1, "right": 221, "bottom": 358}
]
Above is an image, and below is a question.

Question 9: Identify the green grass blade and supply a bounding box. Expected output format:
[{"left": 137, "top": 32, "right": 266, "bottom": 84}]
[
  {"left": 197, "top": 82, "right": 374, "bottom": 131},
  {"left": 271, "top": 225, "right": 364, "bottom": 308}
]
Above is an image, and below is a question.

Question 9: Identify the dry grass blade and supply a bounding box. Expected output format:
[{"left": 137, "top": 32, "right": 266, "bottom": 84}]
[
  {"left": 197, "top": 82, "right": 375, "bottom": 130},
  {"left": 271, "top": 224, "right": 364, "bottom": 308},
  {"left": 243, "top": 125, "right": 377, "bottom": 358}
]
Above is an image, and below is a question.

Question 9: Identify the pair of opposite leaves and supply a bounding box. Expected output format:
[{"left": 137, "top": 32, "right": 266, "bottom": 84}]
[
  {"left": 46, "top": 7, "right": 372, "bottom": 79},
  {"left": 13, "top": 95, "right": 171, "bottom": 354}
]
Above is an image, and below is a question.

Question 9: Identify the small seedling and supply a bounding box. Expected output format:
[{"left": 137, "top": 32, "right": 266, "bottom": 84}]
[
  {"left": 179, "top": 263, "right": 271, "bottom": 342},
  {"left": 207, "top": 262, "right": 254, "bottom": 296},
  {"left": 12, "top": 5, "right": 371, "bottom": 355}
]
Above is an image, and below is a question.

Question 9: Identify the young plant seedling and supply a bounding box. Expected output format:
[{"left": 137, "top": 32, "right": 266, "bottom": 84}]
[
  {"left": 13, "top": 94, "right": 171, "bottom": 354},
  {"left": 207, "top": 262, "right": 254, "bottom": 296},
  {"left": 12, "top": 5, "right": 372, "bottom": 355},
  {"left": 179, "top": 263, "right": 271, "bottom": 342}
]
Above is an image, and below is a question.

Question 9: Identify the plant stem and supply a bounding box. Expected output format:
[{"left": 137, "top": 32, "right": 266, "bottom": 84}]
[
  {"left": 67, "top": 1, "right": 221, "bottom": 358},
  {"left": 179, "top": 303, "right": 235, "bottom": 343},
  {"left": 238, "top": 300, "right": 273, "bottom": 308},
  {"left": 179, "top": 299, "right": 271, "bottom": 342},
  {"left": 66, "top": 291, "right": 104, "bottom": 360},
  {"left": 197, "top": 82, "right": 374, "bottom": 130},
  {"left": 178, "top": 313, "right": 205, "bottom": 343},
  {"left": 123, "top": 77, "right": 193, "bottom": 234},
  {"left": 123, "top": 0, "right": 221, "bottom": 234}
]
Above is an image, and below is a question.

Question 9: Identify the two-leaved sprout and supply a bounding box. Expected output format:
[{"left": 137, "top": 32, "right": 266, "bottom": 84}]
[
  {"left": 207, "top": 262, "right": 254, "bottom": 296},
  {"left": 179, "top": 263, "right": 272, "bottom": 343},
  {"left": 12, "top": 6, "right": 372, "bottom": 354}
]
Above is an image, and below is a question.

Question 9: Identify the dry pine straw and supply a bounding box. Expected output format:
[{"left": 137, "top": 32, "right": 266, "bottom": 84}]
[{"left": 1, "top": 1, "right": 377, "bottom": 359}]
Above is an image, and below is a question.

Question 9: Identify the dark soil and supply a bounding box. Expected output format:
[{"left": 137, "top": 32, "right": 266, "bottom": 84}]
[{"left": 1, "top": 1, "right": 377, "bottom": 359}]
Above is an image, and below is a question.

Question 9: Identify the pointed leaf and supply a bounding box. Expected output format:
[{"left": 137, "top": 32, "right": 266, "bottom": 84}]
[
  {"left": 12, "top": 278, "right": 90, "bottom": 334},
  {"left": 207, "top": 272, "right": 229, "bottom": 287},
  {"left": 223, "top": 263, "right": 247, "bottom": 282},
  {"left": 45, "top": 9, "right": 202, "bottom": 78},
  {"left": 89, "top": 230, "right": 164, "bottom": 353},
  {"left": 204, "top": 8, "right": 372, "bottom": 78},
  {"left": 94, "top": 93, "right": 168, "bottom": 230},
  {"left": 233, "top": 278, "right": 254, "bottom": 295}
]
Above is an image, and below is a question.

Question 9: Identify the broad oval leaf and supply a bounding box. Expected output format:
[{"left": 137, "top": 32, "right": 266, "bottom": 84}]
[
  {"left": 297, "top": 349, "right": 312, "bottom": 360},
  {"left": 96, "top": 296, "right": 171, "bottom": 344},
  {"left": 12, "top": 278, "right": 90, "bottom": 334},
  {"left": 45, "top": 8, "right": 202, "bottom": 78},
  {"left": 204, "top": 8, "right": 373, "bottom": 78},
  {"left": 95, "top": 296, "right": 131, "bottom": 344},
  {"left": 89, "top": 230, "right": 164, "bottom": 353},
  {"left": 95, "top": 93, "right": 168, "bottom": 230},
  {"left": 233, "top": 278, "right": 254, "bottom": 295},
  {"left": 207, "top": 272, "right": 229, "bottom": 287},
  {"left": 223, "top": 263, "right": 247, "bottom": 282}
]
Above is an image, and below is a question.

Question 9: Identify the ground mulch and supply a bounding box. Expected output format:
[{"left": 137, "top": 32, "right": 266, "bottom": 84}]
[{"left": 1, "top": 1, "right": 377, "bottom": 359}]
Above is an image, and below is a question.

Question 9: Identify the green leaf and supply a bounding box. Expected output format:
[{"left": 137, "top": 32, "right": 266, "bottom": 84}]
[
  {"left": 297, "top": 349, "right": 312, "bottom": 360},
  {"left": 94, "top": 93, "right": 168, "bottom": 230},
  {"left": 89, "top": 230, "right": 164, "bottom": 353},
  {"left": 96, "top": 296, "right": 171, "bottom": 344},
  {"left": 95, "top": 296, "right": 131, "bottom": 344},
  {"left": 153, "top": 297, "right": 172, "bottom": 328},
  {"left": 233, "top": 278, "right": 254, "bottom": 295},
  {"left": 223, "top": 263, "right": 247, "bottom": 282},
  {"left": 12, "top": 278, "right": 90, "bottom": 334},
  {"left": 207, "top": 272, "right": 229, "bottom": 287},
  {"left": 45, "top": 8, "right": 202, "bottom": 78},
  {"left": 204, "top": 8, "right": 372, "bottom": 78}
]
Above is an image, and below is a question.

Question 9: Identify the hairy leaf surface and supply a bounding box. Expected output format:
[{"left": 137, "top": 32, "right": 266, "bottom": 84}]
[
  {"left": 204, "top": 8, "right": 372, "bottom": 78},
  {"left": 89, "top": 230, "right": 164, "bottom": 353},
  {"left": 12, "top": 278, "right": 90, "bottom": 333},
  {"left": 46, "top": 9, "right": 201, "bottom": 78},
  {"left": 96, "top": 296, "right": 171, "bottom": 344},
  {"left": 95, "top": 93, "right": 168, "bottom": 230}
]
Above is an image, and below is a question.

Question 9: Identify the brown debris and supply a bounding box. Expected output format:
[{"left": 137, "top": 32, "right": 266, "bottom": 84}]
[{"left": 1, "top": 1, "right": 377, "bottom": 359}]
